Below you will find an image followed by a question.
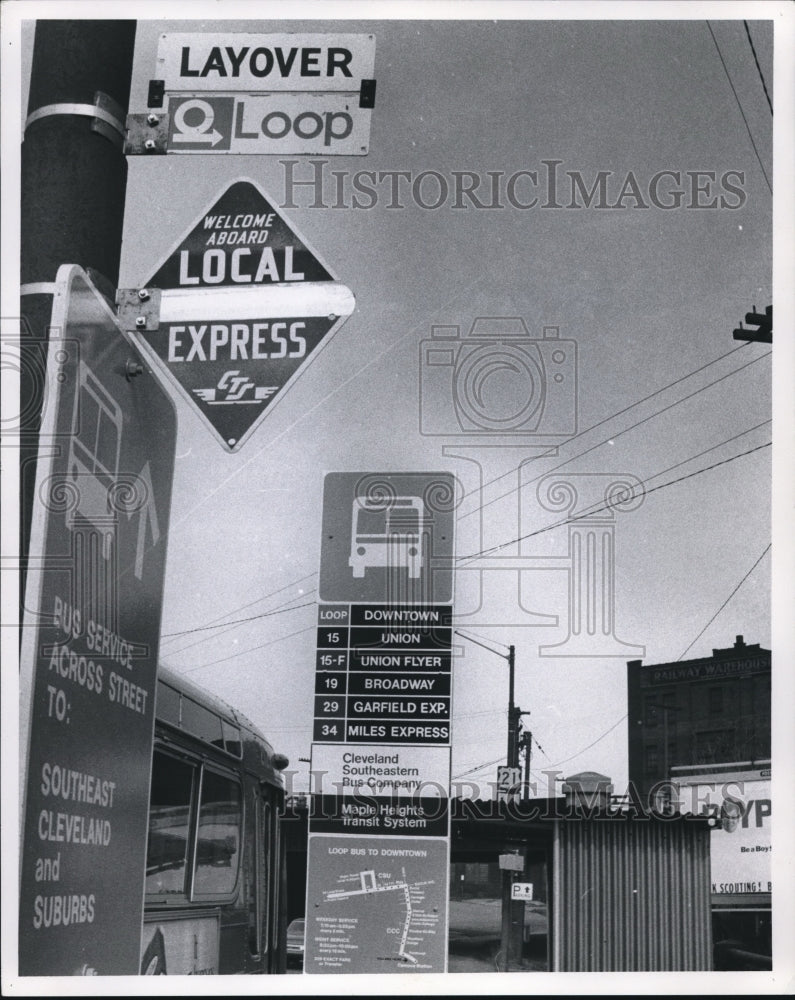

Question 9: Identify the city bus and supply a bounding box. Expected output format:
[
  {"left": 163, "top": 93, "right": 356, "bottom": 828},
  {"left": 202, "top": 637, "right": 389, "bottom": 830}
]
[{"left": 140, "top": 664, "right": 289, "bottom": 974}]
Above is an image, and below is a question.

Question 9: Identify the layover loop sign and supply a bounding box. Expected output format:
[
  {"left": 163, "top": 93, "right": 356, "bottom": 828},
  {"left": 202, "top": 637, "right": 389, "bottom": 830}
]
[
  {"left": 131, "top": 178, "right": 354, "bottom": 451},
  {"left": 155, "top": 33, "right": 376, "bottom": 155}
]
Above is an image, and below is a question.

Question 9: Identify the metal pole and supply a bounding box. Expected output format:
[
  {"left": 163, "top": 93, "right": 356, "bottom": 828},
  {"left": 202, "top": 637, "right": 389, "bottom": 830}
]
[
  {"left": 20, "top": 20, "right": 136, "bottom": 601},
  {"left": 500, "top": 871, "right": 512, "bottom": 972},
  {"left": 523, "top": 731, "right": 532, "bottom": 799},
  {"left": 22, "top": 20, "right": 136, "bottom": 285},
  {"left": 508, "top": 645, "right": 516, "bottom": 766}
]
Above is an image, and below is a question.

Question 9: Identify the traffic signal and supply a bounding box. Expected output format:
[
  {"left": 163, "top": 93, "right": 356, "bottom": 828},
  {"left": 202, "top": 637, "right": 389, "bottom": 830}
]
[{"left": 733, "top": 304, "right": 772, "bottom": 344}]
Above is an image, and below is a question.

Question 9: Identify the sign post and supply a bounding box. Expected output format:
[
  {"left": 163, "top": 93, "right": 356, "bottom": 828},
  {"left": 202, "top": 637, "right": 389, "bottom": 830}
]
[
  {"left": 305, "top": 472, "right": 457, "bottom": 974},
  {"left": 18, "top": 266, "right": 177, "bottom": 976}
]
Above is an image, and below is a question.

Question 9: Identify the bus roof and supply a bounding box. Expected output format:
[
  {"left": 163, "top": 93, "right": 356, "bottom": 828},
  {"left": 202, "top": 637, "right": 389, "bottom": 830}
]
[{"left": 156, "top": 663, "right": 286, "bottom": 785}]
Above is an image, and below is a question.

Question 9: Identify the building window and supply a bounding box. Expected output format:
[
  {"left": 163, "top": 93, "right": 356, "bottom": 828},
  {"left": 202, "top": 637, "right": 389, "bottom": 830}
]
[
  {"left": 645, "top": 744, "right": 659, "bottom": 772},
  {"left": 709, "top": 686, "right": 724, "bottom": 716},
  {"left": 644, "top": 696, "right": 658, "bottom": 725},
  {"left": 694, "top": 729, "right": 735, "bottom": 764}
]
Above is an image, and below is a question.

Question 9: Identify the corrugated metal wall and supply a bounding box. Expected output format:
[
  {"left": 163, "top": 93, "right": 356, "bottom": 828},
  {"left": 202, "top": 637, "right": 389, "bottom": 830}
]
[{"left": 553, "top": 817, "right": 713, "bottom": 971}]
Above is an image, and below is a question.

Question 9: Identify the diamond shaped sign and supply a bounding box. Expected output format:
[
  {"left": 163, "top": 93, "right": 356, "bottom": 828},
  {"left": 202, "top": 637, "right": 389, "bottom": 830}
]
[{"left": 131, "top": 178, "right": 354, "bottom": 450}]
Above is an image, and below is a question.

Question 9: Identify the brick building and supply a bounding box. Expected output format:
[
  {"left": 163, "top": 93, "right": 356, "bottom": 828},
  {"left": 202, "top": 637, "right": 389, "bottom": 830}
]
[{"left": 627, "top": 635, "right": 771, "bottom": 802}]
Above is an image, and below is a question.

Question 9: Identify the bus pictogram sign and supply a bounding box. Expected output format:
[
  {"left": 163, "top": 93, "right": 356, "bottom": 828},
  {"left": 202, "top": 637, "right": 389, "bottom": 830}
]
[{"left": 131, "top": 179, "right": 354, "bottom": 451}]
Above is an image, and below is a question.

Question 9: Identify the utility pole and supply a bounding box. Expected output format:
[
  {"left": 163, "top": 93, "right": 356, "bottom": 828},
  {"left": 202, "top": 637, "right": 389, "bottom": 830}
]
[
  {"left": 20, "top": 20, "right": 136, "bottom": 590},
  {"left": 455, "top": 632, "right": 528, "bottom": 972},
  {"left": 455, "top": 632, "right": 523, "bottom": 771},
  {"left": 507, "top": 644, "right": 517, "bottom": 766},
  {"left": 519, "top": 731, "right": 533, "bottom": 800}
]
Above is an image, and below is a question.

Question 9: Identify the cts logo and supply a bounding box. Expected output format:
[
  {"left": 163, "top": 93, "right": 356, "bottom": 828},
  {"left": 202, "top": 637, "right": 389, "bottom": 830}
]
[{"left": 193, "top": 370, "right": 278, "bottom": 405}]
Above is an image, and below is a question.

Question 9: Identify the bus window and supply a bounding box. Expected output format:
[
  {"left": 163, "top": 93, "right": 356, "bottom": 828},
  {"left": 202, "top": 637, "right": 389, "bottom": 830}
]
[
  {"left": 222, "top": 719, "right": 242, "bottom": 758},
  {"left": 193, "top": 769, "right": 242, "bottom": 897},
  {"left": 248, "top": 792, "right": 270, "bottom": 958},
  {"left": 181, "top": 696, "right": 224, "bottom": 750},
  {"left": 146, "top": 751, "right": 196, "bottom": 896}
]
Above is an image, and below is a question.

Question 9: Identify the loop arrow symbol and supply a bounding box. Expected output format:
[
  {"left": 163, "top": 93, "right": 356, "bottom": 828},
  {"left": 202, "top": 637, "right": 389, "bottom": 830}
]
[{"left": 172, "top": 98, "right": 224, "bottom": 146}]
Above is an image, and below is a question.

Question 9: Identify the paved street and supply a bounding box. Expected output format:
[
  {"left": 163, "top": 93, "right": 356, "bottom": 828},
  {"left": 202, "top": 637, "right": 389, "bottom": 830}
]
[{"left": 448, "top": 897, "right": 548, "bottom": 973}]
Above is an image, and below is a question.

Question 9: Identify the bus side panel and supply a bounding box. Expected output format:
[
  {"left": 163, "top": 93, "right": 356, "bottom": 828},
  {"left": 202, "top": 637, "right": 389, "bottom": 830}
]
[{"left": 141, "top": 914, "right": 220, "bottom": 975}]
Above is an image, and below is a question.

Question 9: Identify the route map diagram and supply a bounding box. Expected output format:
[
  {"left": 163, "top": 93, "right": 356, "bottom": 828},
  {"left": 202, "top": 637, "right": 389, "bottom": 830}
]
[{"left": 305, "top": 835, "right": 448, "bottom": 973}]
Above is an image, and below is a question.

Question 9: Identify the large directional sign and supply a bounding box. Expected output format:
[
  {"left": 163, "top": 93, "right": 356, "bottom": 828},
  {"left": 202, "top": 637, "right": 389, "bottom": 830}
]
[
  {"left": 306, "top": 472, "right": 456, "bottom": 974},
  {"left": 154, "top": 33, "right": 376, "bottom": 155},
  {"left": 130, "top": 178, "right": 354, "bottom": 451},
  {"left": 19, "top": 266, "right": 176, "bottom": 975}
]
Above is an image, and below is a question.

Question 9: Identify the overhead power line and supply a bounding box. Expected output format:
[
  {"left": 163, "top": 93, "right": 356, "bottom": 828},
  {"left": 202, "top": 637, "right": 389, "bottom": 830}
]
[
  {"left": 706, "top": 21, "right": 771, "bottom": 194},
  {"left": 161, "top": 571, "right": 317, "bottom": 642},
  {"left": 458, "top": 348, "right": 769, "bottom": 524},
  {"left": 159, "top": 344, "right": 764, "bottom": 652},
  {"left": 183, "top": 623, "right": 317, "bottom": 674},
  {"left": 547, "top": 714, "right": 629, "bottom": 768},
  {"left": 743, "top": 20, "right": 773, "bottom": 116},
  {"left": 677, "top": 543, "right": 771, "bottom": 661},
  {"left": 457, "top": 440, "right": 771, "bottom": 563},
  {"left": 161, "top": 599, "right": 316, "bottom": 639},
  {"left": 452, "top": 755, "right": 505, "bottom": 782},
  {"left": 454, "top": 629, "right": 511, "bottom": 655},
  {"left": 457, "top": 341, "right": 751, "bottom": 511}
]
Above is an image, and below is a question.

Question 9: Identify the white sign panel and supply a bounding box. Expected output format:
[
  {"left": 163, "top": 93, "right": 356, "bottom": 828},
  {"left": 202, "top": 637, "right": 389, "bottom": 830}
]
[
  {"left": 312, "top": 744, "right": 451, "bottom": 798},
  {"left": 675, "top": 772, "right": 772, "bottom": 896},
  {"left": 165, "top": 93, "right": 371, "bottom": 155},
  {"left": 156, "top": 32, "right": 376, "bottom": 92},
  {"left": 512, "top": 882, "right": 534, "bottom": 901},
  {"left": 497, "top": 765, "right": 521, "bottom": 800}
]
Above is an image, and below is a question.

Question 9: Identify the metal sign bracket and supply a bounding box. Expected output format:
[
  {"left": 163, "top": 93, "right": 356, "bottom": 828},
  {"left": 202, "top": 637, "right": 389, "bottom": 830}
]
[
  {"left": 116, "top": 287, "right": 162, "bottom": 331},
  {"left": 25, "top": 91, "right": 126, "bottom": 149},
  {"left": 125, "top": 112, "right": 170, "bottom": 155}
]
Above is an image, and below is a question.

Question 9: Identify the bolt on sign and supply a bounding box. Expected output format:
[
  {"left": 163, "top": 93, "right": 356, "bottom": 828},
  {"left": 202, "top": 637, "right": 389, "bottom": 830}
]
[
  {"left": 304, "top": 472, "right": 456, "bottom": 974},
  {"left": 153, "top": 33, "right": 376, "bottom": 155},
  {"left": 126, "top": 178, "right": 354, "bottom": 451},
  {"left": 18, "top": 267, "right": 176, "bottom": 975}
]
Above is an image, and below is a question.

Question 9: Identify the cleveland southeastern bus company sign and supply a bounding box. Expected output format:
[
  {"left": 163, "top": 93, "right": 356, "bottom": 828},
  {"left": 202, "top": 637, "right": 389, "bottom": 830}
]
[{"left": 131, "top": 179, "right": 354, "bottom": 451}]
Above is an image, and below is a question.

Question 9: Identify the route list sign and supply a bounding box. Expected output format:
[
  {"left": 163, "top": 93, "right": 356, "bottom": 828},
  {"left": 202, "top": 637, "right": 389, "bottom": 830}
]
[{"left": 305, "top": 472, "right": 456, "bottom": 974}]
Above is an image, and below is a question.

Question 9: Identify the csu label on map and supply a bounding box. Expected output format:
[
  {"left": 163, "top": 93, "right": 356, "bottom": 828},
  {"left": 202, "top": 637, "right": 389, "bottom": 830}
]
[{"left": 305, "top": 835, "right": 449, "bottom": 973}]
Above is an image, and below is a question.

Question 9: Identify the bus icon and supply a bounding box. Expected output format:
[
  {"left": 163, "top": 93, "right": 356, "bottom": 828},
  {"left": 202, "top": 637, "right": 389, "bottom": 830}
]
[{"left": 349, "top": 495, "right": 425, "bottom": 579}]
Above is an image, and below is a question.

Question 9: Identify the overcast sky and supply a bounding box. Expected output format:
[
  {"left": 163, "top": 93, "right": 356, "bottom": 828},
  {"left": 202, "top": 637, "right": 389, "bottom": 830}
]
[
  {"left": 11, "top": 5, "right": 786, "bottom": 806},
  {"left": 104, "top": 11, "right": 782, "bottom": 797}
]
